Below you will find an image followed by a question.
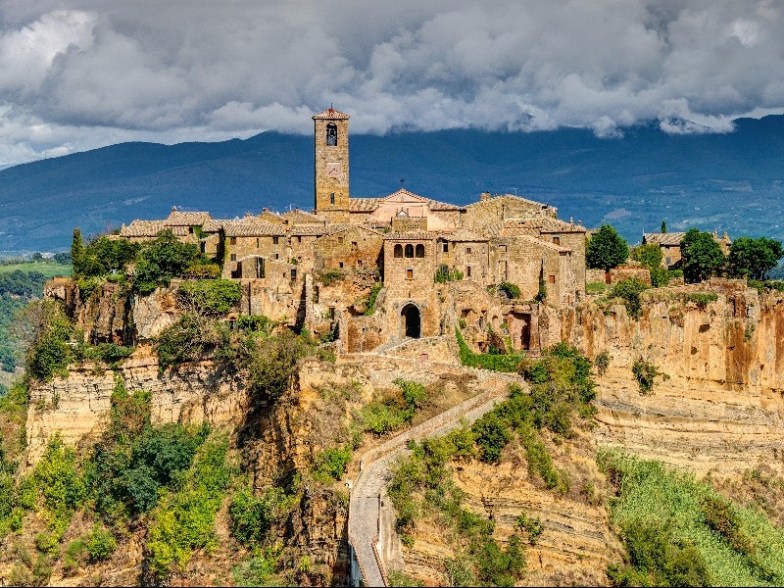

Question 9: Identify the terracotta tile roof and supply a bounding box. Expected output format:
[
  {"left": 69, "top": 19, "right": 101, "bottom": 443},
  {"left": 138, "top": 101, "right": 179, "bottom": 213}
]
[
  {"left": 515, "top": 234, "right": 572, "bottom": 253},
  {"left": 383, "top": 231, "right": 437, "bottom": 241},
  {"left": 120, "top": 220, "right": 167, "bottom": 237},
  {"left": 201, "top": 219, "right": 236, "bottom": 232},
  {"left": 312, "top": 108, "right": 350, "bottom": 120},
  {"left": 643, "top": 232, "right": 686, "bottom": 246},
  {"left": 282, "top": 209, "right": 328, "bottom": 224},
  {"left": 349, "top": 198, "right": 381, "bottom": 212},
  {"left": 505, "top": 217, "right": 586, "bottom": 233},
  {"left": 289, "top": 225, "right": 331, "bottom": 236},
  {"left": 438, "top": 229, "right": 487, "bottom": 242},
  {"left": 465, "top": 193, "right": 556, "bottom": 212},
  {"left": 223, "top": 221, "right": 286, "bottom": 237},
  {"left": 165, "top": 209, "right": 212, "bottom": 225}
]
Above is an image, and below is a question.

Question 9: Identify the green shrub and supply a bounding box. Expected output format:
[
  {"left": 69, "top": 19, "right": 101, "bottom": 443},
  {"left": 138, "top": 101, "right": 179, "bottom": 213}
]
[
  {"left": 84, "top": 524, "right": 116, "bottom": 562},
  {"left": 132, "top": 231, "right": 204, "bottom": 295},
  {"left": 146, "top": 435, "right": 232, "bottom": 580},
  {"left": 25, "top": 302, "right": 75, "bottom": 381},
  {"left": 475, "top": 535, "right": 525, "bottom": 587},
  {"left": 177, "top": 279, "right": 242, "bottom": 315},
  {"left": 611, "top": 278, "right": 649, "bottom": 320},
  {"left": 364, "top": 282, "right": 383, "bottom": 316},
  {"left": 456, "top": 328, "right": 522, "bottom": 372},
  {"left": 681, "top": 292, "right": 718, "bottom": 309},
  {"left": 232, "top": 551, "right": 280, "bottom": 587},
  {"left": 632, "top": 357, "right": 658, "bottom": 395},
  {"left": 312, "top": 446, "right": 352, "bottom": 482},
  {"left": 156, "top": 314, "right": 222, "bottom": 369},
  {"left": 434, "top": 264, "right": 464, "bottom": 283},
  {"left": 472, "top": 412, "right": 511, "bottom": 464},
  {"left": 236, "top": 315, "right": 273, "bottom": 333},
  {"left": 359, "top": 401, "right": 411, "bottom": 435},
  {"left": 517, "top": 513, "right": 544, "bottom": 544},
  {"left": 395, "top": 379, "right": 428, "bottom": 409},
  {"left": 229, "top": 487, "right": 278, "bottom": 546},
  {"left": 316, "top": 269, "right": 345, "bottom": 286},
  {"left": 63, "top": 540, "right": 86, "bottom": 575},
  {"left": 388, "top": 570, "right": 424, "bottom": 587},
  {"left": 79, "top": 342, "right": 134, "bottom": 366},
  {"left": 498, "top": 282, "right": 521, "bottom": 299},
  {"left": 594, "top": 351, "right": 611, "bottom": 376}
]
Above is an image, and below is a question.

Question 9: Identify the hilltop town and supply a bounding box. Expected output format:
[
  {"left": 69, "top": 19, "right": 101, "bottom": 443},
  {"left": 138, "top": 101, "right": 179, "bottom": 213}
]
[{"left": 118, "top": 108, "right": 587, "bottom": 353}]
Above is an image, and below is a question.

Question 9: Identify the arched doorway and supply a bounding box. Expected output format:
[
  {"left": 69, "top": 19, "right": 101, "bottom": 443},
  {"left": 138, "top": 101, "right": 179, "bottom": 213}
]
[{"left": 401, "top": 304, "right": 421, "bottom": 338}]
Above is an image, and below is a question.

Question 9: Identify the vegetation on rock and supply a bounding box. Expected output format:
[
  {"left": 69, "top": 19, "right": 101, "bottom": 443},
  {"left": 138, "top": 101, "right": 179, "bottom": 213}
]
[{"left": 681, "top": 228, "right": 725, "bottom": 283}]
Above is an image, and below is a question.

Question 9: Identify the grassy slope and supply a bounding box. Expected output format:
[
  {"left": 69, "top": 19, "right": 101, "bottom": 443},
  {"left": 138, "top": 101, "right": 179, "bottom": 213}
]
[{"left": 0, "top": 262, "right": 71, "bottom": 278}]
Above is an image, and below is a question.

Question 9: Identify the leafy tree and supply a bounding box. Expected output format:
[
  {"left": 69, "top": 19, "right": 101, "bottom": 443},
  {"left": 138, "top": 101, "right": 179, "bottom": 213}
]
[
  {"left": 133, "top": 231, "right": 203, "bottom": 295},
  {"left": 680, "top": 228, "right": 725, "bottom": 283},
  {"left": 727, "top": 237, "right": 784, "bottom": 280},
  {"left": 177, "top": 280, "right": 242, "bottom": 315},
  {"left": 587, "top": 225, "right": 629, "bottom": 271},
  {"left": 71, "top": 229, "right": 84, "bottom": 271},
  {"left": 630, "top": 244, "right": 668, "bottom": 287},
  {"left": 75, "top": 237, "right": 139, "bottom": 278}
]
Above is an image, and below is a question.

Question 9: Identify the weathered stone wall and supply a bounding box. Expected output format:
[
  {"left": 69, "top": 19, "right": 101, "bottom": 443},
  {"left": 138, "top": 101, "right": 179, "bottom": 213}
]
[
  {"left": 313, "top": 226, "right": 383, "bottom": 274},
  {"left": 436, "top": 238, "right": 491, "bottom": 285}
]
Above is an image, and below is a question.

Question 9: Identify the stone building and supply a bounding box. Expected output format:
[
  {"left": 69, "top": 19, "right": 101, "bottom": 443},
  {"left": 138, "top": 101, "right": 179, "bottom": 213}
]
[
  {"left": 643, "top": 231, "right": 732, "bottom": 269},
  {"left": 118, "top": 107, "right": 588, "bottom": 352}
]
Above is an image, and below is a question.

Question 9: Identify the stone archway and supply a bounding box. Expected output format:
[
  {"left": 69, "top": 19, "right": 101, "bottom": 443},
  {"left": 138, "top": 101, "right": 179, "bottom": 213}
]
[{"left": 401, "top": 304, "right": 421, "bottom": 338}]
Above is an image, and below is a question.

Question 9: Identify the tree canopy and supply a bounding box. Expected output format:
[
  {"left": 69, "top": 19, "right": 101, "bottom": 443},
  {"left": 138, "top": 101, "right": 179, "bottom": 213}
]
[
  {"left": 680, "top": 229, "right": 725, "bottom": 284},
  {"left": 728, "top": 237, "right": 784, "bottom": 280},
  {"left": 630, "top": 243, "right": 668, "bottom": 287},
  {"left": 587, "top": 225, "right": 629, "bottom": 271}
]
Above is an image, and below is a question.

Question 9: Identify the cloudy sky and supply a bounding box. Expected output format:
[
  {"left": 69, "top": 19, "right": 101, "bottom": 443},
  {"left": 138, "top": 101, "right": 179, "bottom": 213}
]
[{"left": 1, "top": 0, "right": 783, "bottom": 166}]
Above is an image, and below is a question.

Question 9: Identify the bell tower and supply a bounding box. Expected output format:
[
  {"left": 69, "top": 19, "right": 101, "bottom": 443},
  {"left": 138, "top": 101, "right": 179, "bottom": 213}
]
[{"left": 313, "top": 107, "right": 350, "bottom": 222}]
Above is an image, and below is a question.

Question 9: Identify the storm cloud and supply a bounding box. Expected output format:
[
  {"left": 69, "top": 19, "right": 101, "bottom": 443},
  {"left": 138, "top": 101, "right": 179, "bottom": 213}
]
[{"left": 1, "top": 0, "right": 783, "bottom": 165}]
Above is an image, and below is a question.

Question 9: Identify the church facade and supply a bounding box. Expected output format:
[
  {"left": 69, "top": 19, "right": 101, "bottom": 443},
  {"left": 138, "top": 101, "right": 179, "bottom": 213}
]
[{"left": 120, "top": 108, "right": 587, "bottom": 352}]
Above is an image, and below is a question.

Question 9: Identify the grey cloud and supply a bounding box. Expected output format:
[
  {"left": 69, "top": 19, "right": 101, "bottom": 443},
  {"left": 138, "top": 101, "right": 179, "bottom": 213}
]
[{"left": 1, "top": 0, "right": 783, "bottom": 166}]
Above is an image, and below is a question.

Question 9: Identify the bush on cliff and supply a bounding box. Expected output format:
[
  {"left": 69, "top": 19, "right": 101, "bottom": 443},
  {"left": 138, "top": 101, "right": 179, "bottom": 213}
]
[
  {"left": 610, "top": 278, "right": 648, "bottom": 320},
  {"left": 21, "top": 300, "right": 75, "bottom": 381},
  {"left": 177, "top": 279, "right": 242, "bottom": 315},
  {"left": 156, "top": 314, "right": 223, "bottom": 369},
  {"left": 132, "top": 231, "right": 204, "bottom": 295},
  {"left": 72, "top": 235, "right": 139, "bottom": 278}
]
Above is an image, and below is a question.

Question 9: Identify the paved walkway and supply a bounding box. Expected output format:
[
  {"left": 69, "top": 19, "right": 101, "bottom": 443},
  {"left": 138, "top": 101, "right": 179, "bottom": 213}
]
[{"left": 348, "top": 374, "right": 517, "bottom": 586}]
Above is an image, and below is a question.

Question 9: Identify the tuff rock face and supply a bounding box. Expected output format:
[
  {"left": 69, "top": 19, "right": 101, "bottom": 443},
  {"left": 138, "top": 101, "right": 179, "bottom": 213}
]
[{"left": 20, "top": 281, "right": 784, "bottom": 585}]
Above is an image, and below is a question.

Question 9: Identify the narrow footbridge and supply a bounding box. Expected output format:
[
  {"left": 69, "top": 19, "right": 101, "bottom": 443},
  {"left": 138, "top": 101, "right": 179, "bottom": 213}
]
[{"left": 347, "top": 376, "right": 517, "bottom": 586}]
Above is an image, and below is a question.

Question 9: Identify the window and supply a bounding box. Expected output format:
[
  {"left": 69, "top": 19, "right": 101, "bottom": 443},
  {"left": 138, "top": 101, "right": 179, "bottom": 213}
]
[
  {"left": 188, "top": 227, "right": 194, "bottom": 234},
  {"left": 256, "top": 238, "right": 260, "bottom": 248},
  {"left": 466, "top": 266, "right": 472, "bottom": 278},
  {"left": 466, "top": 247, "right": 472, "bottom": 254},
  {"left": 499, "top": 244, "right": 507, "bottom": 253},
  {"left": 339, "top": 262, "right": 344, "bottom": 268},
  {"left": 326, "top": 123, "right": 337, "bottom": 146},
  {"left": 394, "top": 244, "right": 403, "bottom": 258},
  {"left": 500, "top": 260, "right": 508, "bottom": 280},
  {"left": 406, "top": 268, "right": 414, "bottom": 280},
  {"left": 415, "top": 244, "right": 425, "bottom": 258},
  {"left": 357, "top": 260, "right": 363, "bottom": 267},
  {"left": 230, "top": 237, "right": 237, "bottom": 245},
  {"left": 274, "top": 253, "right": 279, "bottom": 260},
  {"left": 290, "top": 268, "right": 297, "bottom": 281},
  {"left": 256, "top": 257, "right": 265, "bottom": 279},
  {"left": 338, "top": 236, "right": 344, "bottom": 244},
  {"left": 273, "top": 236, "right": 279, "bottom": 245},
  {"left": 297, "top": 236, "right": 302, "bottom": 243},
  {"left": 404, "top": 244, "right": 414, "bottom": 258},
  {"left": 330, "top": 193, "right": 335, "bottom": 205},
  {"left": 230, "top": 254, "right": 237, "bottom": 262},
  {"left": 443, "top": 242, "right": 449, "bottom": 253},
  {"left": 352, "top": 241, "right": 358, "bottom": 251},
  {"left": 548, "top": 274, "right": 556, "bottom": 284},
  {"left": 552, "top": 236, "right": 560, "bottom": 245}
]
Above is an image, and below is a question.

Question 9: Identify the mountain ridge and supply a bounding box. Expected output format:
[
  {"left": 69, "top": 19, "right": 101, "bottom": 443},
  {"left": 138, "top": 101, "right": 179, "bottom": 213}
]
[{"left": 1, "top": 115, "right": 783, "bottom": 250}]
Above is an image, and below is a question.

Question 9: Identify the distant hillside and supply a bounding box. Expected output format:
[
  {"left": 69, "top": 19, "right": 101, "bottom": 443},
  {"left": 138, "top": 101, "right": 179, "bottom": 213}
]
[{"left": 1, "top": 116, "right": 783, "bottom": 250}]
